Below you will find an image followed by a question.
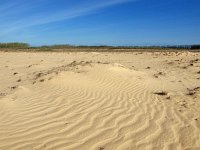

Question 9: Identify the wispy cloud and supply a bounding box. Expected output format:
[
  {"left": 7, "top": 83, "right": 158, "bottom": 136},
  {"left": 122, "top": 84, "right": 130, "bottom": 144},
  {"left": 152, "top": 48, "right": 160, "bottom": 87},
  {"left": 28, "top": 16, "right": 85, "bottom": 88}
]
[{"left": 0, "top": 0, "right": 136, "bottom": 35}]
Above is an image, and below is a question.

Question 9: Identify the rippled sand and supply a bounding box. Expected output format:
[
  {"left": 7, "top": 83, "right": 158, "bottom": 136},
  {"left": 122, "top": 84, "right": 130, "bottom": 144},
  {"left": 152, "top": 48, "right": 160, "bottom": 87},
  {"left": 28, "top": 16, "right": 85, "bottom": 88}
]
[{"left": 0, "top": 51, "right": 200, "bottom": 150}]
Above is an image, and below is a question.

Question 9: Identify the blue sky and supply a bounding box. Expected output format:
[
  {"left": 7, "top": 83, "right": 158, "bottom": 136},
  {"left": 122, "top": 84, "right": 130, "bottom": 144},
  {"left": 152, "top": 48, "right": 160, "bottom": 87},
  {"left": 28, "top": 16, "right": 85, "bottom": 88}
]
[{"left": 0, "top": 0, "right": 200, "bottom": 46}]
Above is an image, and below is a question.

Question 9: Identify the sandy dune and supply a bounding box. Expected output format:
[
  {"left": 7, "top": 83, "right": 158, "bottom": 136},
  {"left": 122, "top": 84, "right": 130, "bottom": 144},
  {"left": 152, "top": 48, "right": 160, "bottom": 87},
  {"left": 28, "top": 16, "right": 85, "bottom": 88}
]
[{"left": 0, "top": 51, "right": 200, "bottom": 150}]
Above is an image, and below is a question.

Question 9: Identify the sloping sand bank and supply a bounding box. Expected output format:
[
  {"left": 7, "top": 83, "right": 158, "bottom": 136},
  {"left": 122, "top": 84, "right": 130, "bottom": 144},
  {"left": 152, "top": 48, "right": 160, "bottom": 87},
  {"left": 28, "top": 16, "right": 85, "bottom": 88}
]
[{"left": 0, "top": 51, "right": 200, "bottom": 150}]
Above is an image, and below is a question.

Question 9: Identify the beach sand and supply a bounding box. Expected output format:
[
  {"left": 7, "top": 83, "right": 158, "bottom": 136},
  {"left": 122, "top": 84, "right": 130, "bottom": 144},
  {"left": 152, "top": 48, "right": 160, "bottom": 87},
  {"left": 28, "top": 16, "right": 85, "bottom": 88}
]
[{"left": 0, "top": 51, "right": 200, "bottom": 150}]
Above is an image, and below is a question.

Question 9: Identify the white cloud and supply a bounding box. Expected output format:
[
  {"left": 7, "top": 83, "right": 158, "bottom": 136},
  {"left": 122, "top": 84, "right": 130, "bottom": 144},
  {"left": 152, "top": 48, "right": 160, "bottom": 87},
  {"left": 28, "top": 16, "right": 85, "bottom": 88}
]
[{"left": 0, "top": 0, "right": 136, "bottom": 35}]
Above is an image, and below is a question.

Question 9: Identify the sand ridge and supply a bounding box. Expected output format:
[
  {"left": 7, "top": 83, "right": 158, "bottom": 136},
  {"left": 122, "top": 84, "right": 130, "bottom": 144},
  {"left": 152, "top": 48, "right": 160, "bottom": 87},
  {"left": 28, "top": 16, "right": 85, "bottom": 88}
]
[{"left": 0, "top": 51, "right": 200, "bottom": 150}]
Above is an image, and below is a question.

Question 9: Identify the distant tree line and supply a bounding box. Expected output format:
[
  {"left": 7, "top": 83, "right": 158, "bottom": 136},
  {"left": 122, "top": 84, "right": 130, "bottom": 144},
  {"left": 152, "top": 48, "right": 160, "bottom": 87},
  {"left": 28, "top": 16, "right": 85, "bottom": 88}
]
[
  {"left": 190, "top": 45, "right": 200, "bottom": 49},
  {"left": 0, "top": 43, "right": 29, "bottom": 48},
  {"left": 0, "top": 43, "right": 200, "bottom": 50},
  {"left": 40, "top": 44, "right": 200, "bottom": 50}
]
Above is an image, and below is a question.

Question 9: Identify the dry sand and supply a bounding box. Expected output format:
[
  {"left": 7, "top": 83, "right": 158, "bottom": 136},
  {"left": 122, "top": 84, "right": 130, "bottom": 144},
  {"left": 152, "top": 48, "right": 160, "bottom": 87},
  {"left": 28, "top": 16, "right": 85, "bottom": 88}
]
[{"left": 0, "top": 51, "right": 200, "bottom": 150}]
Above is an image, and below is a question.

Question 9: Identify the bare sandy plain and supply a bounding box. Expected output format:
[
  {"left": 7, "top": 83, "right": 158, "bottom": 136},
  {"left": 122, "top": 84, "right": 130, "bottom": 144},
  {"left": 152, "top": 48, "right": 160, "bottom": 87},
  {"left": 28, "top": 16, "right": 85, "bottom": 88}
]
[{"left": 0, "top": 51, "right": 200, "bottom": 150}]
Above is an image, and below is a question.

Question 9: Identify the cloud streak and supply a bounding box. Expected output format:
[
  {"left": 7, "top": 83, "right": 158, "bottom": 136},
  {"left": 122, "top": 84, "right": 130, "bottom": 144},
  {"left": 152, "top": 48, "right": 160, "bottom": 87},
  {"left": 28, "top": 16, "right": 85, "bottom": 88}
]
[{"left": 0, "top": 0, "right": 136, "bottom": 35}]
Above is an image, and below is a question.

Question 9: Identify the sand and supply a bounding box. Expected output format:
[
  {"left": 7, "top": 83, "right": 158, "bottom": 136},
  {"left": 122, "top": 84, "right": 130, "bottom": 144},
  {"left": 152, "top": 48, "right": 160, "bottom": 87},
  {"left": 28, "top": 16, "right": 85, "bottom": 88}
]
[{"left": 0, "top": 51, "right": 200, "bottom": 150}]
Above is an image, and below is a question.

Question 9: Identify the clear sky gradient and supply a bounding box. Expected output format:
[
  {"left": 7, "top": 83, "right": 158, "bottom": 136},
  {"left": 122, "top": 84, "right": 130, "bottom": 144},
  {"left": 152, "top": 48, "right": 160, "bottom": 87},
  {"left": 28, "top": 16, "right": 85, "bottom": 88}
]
[{"left": 0, "top": 0, "right": 200, "bottom": 46}]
